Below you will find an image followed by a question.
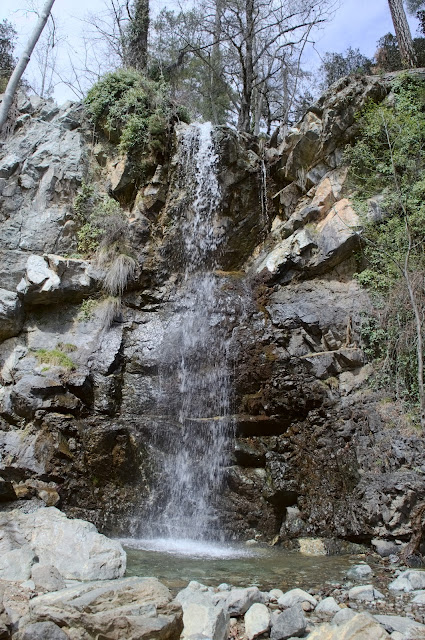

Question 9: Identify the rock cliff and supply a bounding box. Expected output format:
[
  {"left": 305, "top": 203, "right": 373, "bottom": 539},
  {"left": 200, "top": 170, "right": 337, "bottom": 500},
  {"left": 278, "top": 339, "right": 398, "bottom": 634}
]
[{"left": 1, "top": 74, "right": 425, "bottom": 550}]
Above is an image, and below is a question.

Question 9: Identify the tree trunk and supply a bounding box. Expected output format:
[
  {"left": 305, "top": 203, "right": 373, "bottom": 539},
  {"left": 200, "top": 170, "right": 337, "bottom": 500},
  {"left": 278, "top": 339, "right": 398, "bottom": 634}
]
[
  {"left": 0, "top": 0, "right": 56, "bottom": 133},
  {"left": 238, "top": 0, "right": 254, "bottom": 132},
  {"left": 387, "top": 0, "right": 417, "bottom": 67},
  {"left": 127, "top": 0, "right": 149, "bottom": 72}
]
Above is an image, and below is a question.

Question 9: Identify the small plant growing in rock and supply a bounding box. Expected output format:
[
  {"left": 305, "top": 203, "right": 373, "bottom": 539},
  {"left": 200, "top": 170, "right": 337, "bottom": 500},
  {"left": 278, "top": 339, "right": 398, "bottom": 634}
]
[
  {"left": 34, "top": 349, "right": 75, "bottom": 370},
  {"left": 79, "top": 298, "right": 98, "bottom": 321}
]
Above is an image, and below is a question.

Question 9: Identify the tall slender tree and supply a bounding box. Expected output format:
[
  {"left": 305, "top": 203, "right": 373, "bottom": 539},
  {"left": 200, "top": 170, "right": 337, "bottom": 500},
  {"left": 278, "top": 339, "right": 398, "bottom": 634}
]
[
  {"left": 0, "top": 0, "right": 56, "bottom": 132},
  {"left": 387, "top": 0, "right": 417, "bottom": 66},
  {"left": 126, "top": 0, "right": 149, "bottom": 71}
]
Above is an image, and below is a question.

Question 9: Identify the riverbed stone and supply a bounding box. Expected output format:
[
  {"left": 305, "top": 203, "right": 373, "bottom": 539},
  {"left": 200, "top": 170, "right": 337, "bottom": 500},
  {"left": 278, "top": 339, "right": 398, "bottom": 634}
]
[
  {"left": 315, "top": 597, "right": 340, "bottom": 616},
  {"left": 176, "top": 582, "right": 229, "bottom": 640},
  {"left": 346, "top": 564, "right": 372, "bottom": 581},
  {"left": 389, "top": 570, "right": 425, "bottom": 592},
  {"left": 271, "top": 604, "right": 307, "bottom": 640},
  {"left": 374, "top": 614, "right": 425, "bottom": 636},
  {"left": 28, "top": 576, "right": 182, "bottom": 640},
  {"left": 348, "top": 584, "right": 385, "bottom": 602},
  {"left": 225, "top": 586, "right": 264, "bottom": 616},
  {"left": 332, "top": 608, "right": 358, "bottom": 626},
  {"left": 0, "top": 507, "right": 126, "bottom": 581},
  {"left": 306, "top": 613, "right": 390, "bottom": 639},
  {"left": 244, "top": 603, "right": 271, "bottom": 639},
  {"left": 278, "top": 588, "right": 317, "bottom": 611}
]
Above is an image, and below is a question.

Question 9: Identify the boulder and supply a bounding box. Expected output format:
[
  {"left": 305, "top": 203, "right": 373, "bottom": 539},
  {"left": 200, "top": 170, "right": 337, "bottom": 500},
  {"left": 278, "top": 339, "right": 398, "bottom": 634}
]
[
  {"left": 346, "top": 564, "right": 373, "bottom": 581},
  {"left": 371, "top": 539, "right": 401, "bottom": 558},
  {"left": 270, "top": 604, "right": 307, "bottom": 640},
  {"left": 389, "top": 570, "right": 425, "bottom": 592},
  {"left": 315, "top": 597, "right": 340, "bottom": 616},
  {"left": 225, "top": 586, "right": 264, "bottom": 616},
  {"left": 348, "top": 585, "right": 384, "bottom": 602},
  {"left": 0, "top": 507, "right": 126, "bottom": 581},
  {"left": 306, "top": 613, "right": 390, "bottom": 639},
  {"left": 176, "top": 582, "right": 229, "bottom": 640},
  {"left": 373, "top": 614, "right": 425, "bottom": 636},
  {"left": 244, "top": 603, "right": 271, "bottom": 639},
  {"left": 332, "top": 608, "right": 358, "bottom": 626},
  {"left": 28, "top": 577, "right": 183, "bottom": 640},
  {"left": 278, "top": 588, "right": 317, "bottom": 611}
]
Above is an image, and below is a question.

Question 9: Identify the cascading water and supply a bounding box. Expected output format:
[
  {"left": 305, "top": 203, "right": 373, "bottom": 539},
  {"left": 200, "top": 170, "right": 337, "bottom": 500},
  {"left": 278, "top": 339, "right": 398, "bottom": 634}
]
[{"left": 144, "top": 122, "right": 239, "bottom": 548}]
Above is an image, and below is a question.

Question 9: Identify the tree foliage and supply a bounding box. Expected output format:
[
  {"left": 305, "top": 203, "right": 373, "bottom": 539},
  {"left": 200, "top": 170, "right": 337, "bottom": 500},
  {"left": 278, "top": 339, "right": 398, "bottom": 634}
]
[
  {"left": 319, "top": 47, "right": 372, "bottom": 89},
  {"left": 346, "top": 74, "right": 425, "bottom": 423},
  {"left": 0, "top": 20, "right": 17, "bottom": 94},
  {"left": 375, "top": 32, "right": 425, "bottom": 71}
]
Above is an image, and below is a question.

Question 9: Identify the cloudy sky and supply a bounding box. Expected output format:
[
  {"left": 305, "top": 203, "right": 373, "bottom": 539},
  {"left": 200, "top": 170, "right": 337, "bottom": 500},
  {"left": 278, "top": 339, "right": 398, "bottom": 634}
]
[{"left": 0, "top": 0, "right": 420, "bottom": 103}]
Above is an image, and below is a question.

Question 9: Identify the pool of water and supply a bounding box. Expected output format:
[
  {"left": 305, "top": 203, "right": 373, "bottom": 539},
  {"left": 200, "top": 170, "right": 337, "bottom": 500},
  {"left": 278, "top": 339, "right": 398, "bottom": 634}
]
[{"left": 123, "top": 537, "right": 375, "bottom": 594}]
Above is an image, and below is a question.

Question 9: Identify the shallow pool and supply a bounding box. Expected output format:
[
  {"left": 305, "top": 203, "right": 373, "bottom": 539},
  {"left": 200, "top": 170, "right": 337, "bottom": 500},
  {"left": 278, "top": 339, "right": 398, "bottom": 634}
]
[{"left": 122, "top": 537, "right": 374, "bottom": 593}]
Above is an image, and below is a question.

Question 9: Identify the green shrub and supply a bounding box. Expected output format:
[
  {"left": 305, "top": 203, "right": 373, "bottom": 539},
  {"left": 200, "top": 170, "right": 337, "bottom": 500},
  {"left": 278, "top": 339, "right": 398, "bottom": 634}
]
[{"left": 84, "top": 69, "right": 188, "bottom": 157}]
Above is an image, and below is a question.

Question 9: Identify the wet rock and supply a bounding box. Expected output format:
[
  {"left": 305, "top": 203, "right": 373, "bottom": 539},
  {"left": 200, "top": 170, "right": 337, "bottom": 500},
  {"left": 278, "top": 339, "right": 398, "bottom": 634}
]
[
  {"left": 348, "top": 585, "right": 385, "bottom": 602},
  {"left": 270, "top": 604, "right": 307, "bottom": 640},
  {"left": 28, "top": 577, "right": 183, "bottom": 640},
  {"left": 278, "top": 588, "right": 317, "bottom": 611},
  {"left": 0, "top": 507, "right": 126, "bottom": 581},
  {"left": 244, "top": 603, "right": 271, "bottom": 639},
  {"left": 176, "top": 582, "right": 229, "bottom": 640}
]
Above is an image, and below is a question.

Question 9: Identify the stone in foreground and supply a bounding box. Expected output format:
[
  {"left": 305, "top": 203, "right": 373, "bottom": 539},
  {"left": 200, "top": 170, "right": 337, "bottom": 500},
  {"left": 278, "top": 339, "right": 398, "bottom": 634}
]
[
  {"left": 27, "top": 577, "right": 183, "bottom": 640},
  {"left": 176, "top": 581, "right": 229, "bottom": 640},
  {"left": 270, "top": 604, "right": 307, "bottom": 640},
  {"left": 277, "top": 588, "right": 317, "bottom": 611},
  {"left": 17, "top": 621, "right": 70, "bottom": 639},
  {"left": 0, "top": 507, "right": 126, "bottom": 581},
  {"left": 373, "top": 614, "right": 425, "bottom": 636},
  {"left": 348, "top": 584, "right": 384, "bottom": 602},
  {"left": 244, "top": 603, "right": 271, "bottom": 639},
  {"left": 315, "top": 597, "right": 340, "bottom": 616},
  {"left": 307, "top": 613, "right": 390, "bottom": 639}
]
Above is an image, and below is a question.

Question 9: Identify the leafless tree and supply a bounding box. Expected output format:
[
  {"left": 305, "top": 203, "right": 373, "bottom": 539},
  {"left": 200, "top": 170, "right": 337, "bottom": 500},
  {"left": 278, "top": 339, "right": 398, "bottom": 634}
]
[{"left": 0, "top": 0, "right": 56, "bottom": 132}]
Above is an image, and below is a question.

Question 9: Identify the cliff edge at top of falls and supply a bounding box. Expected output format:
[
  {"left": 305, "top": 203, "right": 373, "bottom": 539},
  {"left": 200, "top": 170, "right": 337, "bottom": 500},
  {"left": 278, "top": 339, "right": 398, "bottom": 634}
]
[{"left": 1, "top": 73, "right": 425, "bottom": 555}]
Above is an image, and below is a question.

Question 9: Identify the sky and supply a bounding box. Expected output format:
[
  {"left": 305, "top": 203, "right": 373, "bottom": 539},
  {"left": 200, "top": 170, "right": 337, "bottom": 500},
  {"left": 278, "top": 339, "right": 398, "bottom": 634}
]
[{"left": 0, "top": 0, "right": 421, "bottom": 103}]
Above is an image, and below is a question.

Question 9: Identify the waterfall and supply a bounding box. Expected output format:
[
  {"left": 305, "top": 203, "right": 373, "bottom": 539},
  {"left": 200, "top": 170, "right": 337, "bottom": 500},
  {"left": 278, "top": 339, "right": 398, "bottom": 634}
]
[{"left": 149, "top": 123, "right": 236, "bottom": 542}]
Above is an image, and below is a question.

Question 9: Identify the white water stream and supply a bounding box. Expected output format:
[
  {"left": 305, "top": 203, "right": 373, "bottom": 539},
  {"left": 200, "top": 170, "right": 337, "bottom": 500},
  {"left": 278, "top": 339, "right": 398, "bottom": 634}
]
[{"left": 137, "top": 123, "right": 239, "bottom": 552}]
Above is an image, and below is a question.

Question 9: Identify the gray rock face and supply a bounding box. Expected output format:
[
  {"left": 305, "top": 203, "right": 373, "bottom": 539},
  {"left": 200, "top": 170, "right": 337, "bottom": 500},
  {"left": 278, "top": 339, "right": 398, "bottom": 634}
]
[
  {"left": 0, "top": 507, "right": 126, "bottom": 581},
  {"left": 27, "top": 577, "right": 183, "bottom": 640},
  {"left": 270, "top": 604, "right": 307, "bottom": 640},
  {"left": 0, "top": 289, "right": 24, "bottom": 340}
]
